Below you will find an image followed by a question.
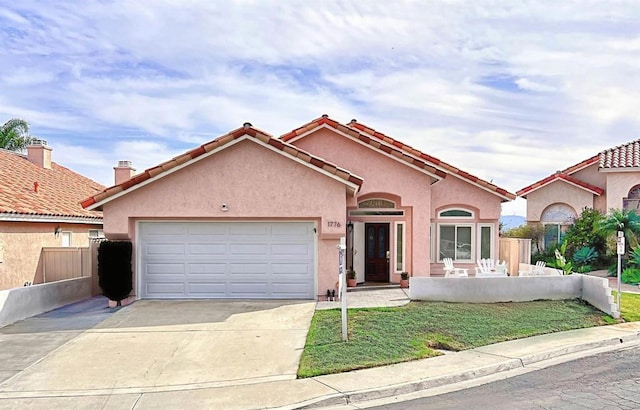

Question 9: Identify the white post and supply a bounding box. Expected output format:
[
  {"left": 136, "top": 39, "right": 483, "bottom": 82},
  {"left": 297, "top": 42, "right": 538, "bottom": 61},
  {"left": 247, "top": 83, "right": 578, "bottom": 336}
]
[
  {"left": 617, "top": 231, "right": 625, "bottom": 315},
  {"left": 337, "top": 237, "right": 347, "bottom": 342}
]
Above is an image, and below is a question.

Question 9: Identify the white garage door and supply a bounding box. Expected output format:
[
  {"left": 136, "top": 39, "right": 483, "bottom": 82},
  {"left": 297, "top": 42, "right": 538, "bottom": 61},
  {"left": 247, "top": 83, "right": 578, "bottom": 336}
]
[{"left": 139, "top": 222, "right": 315, "bottom": 299}]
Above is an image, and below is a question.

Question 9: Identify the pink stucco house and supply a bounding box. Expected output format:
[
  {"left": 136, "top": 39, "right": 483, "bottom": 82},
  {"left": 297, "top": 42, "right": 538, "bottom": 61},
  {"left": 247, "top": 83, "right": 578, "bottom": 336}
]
[
  {"left": 517, "top": 138, "right": 640, "bottom": 249},
  {"left": 0, "top": 142, "right": 104, "bottom": 290},
  {"left": 82, "top": 116, "right": 515, "bottom": 300}
]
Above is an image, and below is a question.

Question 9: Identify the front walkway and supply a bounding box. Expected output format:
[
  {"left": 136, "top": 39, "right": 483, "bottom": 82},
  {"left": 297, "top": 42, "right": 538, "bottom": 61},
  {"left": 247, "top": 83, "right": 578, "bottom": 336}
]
[{"left": 316, "top": 288, "right": 410, "bottom": 310}]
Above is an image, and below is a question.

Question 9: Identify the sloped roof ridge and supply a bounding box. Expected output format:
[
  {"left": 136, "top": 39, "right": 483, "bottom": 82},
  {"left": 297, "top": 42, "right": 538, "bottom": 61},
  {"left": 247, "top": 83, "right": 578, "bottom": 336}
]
[
  {"left": 345, "top": 119, "right": 516, "bottom": 200},
  {"left": 82, "top": 123, "right": 363, "bottom": 209},
  {"left": 516, "top": 171, "right": 604, "bottom": 197}
]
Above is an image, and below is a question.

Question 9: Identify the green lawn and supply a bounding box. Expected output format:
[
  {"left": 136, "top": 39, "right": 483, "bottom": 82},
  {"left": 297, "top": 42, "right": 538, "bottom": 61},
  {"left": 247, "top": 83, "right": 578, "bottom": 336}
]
[
  {"left": 298, "top": 299, "right": 610, "bottom": 378},
  {"left": 613, "top": 291, "right": 640, "bottom": 322}
]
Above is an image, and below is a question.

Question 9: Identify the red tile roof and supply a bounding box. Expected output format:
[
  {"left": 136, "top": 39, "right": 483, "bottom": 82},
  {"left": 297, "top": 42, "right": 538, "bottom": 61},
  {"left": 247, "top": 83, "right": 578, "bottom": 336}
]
[
  {"left": 516, "top": 172, "right": 604, "bottom": 197},
  {"left": 0, "top": 148, "right": 104, "bottom": 220},
  {"left": 82, "top": 124, "right": 364, "bottom": 210},
  {"left": 281, "top": 115, "right": 516, "bottom": 201},
  {"left": 600, "top": 139, "right": 640, "bottom": 169}
]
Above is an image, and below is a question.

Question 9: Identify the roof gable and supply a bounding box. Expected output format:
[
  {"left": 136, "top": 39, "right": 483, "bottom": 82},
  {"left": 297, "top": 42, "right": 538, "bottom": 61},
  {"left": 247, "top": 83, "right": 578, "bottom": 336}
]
[
  {"left": 516, "top": 172, "right": 604, "bottom": 197},
  {"left": 82, "top": 124, "right": 363, "bottom": 211},
  {"left": 281, "top": 115, "right": 516, "bottom": 201},
  {"left": 0, "top": 148, "right": 104, "bottom": 221}
]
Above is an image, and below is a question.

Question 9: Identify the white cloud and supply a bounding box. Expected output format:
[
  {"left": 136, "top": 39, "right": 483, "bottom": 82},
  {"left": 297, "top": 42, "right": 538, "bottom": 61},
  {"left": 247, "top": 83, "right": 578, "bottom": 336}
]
[{"left": 3, "top": 0, "right": 640, "bottom": 216}]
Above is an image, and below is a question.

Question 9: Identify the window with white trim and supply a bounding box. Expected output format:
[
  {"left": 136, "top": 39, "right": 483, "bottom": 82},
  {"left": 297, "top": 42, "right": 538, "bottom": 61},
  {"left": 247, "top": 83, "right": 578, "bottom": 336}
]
[
  {"left": 395, "top": 222, "right": 405, "bottom": 272},
  {"left": 478, "top": 224, "right": 494, "bottom": 260},
  {"left": 435, "top": 208, "right": 494, "bottom": 262},
  {"left": 439, "top": 224, "right": 473, "bottom": 261}
]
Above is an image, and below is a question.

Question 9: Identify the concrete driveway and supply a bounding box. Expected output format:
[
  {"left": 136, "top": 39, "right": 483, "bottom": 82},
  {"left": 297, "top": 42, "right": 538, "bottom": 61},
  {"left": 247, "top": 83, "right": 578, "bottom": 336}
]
[{"left": 0, "top": 297, "right": 315, "bottom": 395}]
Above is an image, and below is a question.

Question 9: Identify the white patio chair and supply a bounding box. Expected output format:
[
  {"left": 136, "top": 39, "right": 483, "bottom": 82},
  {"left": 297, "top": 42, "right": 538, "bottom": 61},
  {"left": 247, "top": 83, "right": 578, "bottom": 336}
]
[
  {"left": 519, "top": 261, "right": 546, "bottom": 276},
  {"left": 475, "top": 258, "right": 492, "bottom": 275},
  {"left": 443, "top": 258, "right": 468, "bottom": 277}
]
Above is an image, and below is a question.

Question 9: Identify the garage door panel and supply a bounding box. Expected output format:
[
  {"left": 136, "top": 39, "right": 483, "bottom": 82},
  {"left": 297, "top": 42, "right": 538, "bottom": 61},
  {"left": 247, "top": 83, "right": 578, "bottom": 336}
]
[
  {"left": 229, "top": 243, "right": 269, "bottom": 256},
  {"left": 271, "top": 283, "right": 313, "bottom": 297},
  {"left": 271, "top": 243, "right": 312, "bottom": 256},
  {"left": 188, "top": 243, "right": 226, "bottom": 255},
  {"left": 140, "top": 222, "right": 315, "bottom": 299},
  {"left": 187, "top": 283, "right": 227, "bottom": 296},
  {"left": 229, "top": 224, "right": 269, "bottom": 236},
  {"left": 271, "top": 263, "right": 311, "bottom": 275},
  {"left": 187, "top": 224, "right": 226, "bottom": 235},
  {"left": 146, "top": 282, "right": 186, "bottom": 297},
  {"left": 147, "top": 263, "right": 185, "bottom": 275},
  {"left": 188, "top": 263, "right": 227, "bottom": 274},
  {"left": 147, "top": 244, "right": 185, "bottom": 255}
]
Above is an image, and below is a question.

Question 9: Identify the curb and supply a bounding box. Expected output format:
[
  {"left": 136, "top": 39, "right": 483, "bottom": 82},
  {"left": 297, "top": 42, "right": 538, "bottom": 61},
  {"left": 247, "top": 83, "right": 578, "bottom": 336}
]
[{"left": 292, "top": 331, "right": 640, "bottom": 409}]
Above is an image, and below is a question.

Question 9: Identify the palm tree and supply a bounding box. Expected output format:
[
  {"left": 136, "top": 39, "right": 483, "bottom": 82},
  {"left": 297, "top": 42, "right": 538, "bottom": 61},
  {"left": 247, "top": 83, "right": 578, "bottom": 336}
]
[
  {"left": 598, "top": 208, "right": 640, "bottom": 250},
  {"left": 0, "top": 118, "right": 36, "bottom": 151}
]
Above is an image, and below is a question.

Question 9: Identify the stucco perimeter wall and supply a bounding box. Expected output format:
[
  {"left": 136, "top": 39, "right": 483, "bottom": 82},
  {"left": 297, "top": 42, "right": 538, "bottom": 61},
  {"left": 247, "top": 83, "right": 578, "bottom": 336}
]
[
  {"left": 0, "top": 222, "right": 101, "bottom": 290},
  {"left": 605, "top": 171, "right": 640, "bottom": 211},
  {"left": 525, "top": 180, "right": 594, "bottom": 222},
  {"left": 410, "top": 274, "right": 619, "bottom": 317},
  {"left": 0, "top": 277, "right": 92, "bottom": 328}
]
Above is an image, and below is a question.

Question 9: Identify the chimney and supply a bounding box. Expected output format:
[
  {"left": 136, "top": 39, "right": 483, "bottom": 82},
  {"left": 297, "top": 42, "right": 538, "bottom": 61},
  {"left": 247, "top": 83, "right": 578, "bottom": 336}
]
[
  {"left": 27, "top": 140, "right": 52, "bottom": 169},
  {"left": 114, "top": 160, "right": 136, "bottom": 185}
]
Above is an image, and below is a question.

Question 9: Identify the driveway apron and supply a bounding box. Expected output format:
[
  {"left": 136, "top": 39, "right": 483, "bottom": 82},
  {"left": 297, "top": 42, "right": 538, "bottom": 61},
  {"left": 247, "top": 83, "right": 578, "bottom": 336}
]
[{"left": 0, "top": 299, "right": 315, "bottom": 394}]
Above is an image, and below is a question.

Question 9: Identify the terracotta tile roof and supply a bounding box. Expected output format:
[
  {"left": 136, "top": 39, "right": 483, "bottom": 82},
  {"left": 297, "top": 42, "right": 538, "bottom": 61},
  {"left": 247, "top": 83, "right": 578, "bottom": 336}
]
[
  {"left": 0, "top": 148, "right": 104, "bottom": 220},
  {"left": 281, "top": 115, "right": 516, "bottom": 201},
  {"left": 82, "top": 124, "right": 364, "bottom": 210},
  {"left": 516, "top": 172, "right": 604, "bottom": 197},
  {"left": 561, "top": 155, "right": 599, "bottom": 174},
  {"left": 599, "top": 139, "right": 640, "bottom": 169}
]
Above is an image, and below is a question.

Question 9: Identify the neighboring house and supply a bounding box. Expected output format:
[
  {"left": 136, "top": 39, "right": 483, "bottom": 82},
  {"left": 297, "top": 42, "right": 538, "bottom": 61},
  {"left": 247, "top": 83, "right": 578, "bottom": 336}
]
[
  {"left": 82, "top": 115, "right": 515, "bottom": 300},
  {"left": 517, "top": 138, "right": 640, "bottom": 249},
  {"left": 0, "top": 141, "right": 104, "bottom": 290}
]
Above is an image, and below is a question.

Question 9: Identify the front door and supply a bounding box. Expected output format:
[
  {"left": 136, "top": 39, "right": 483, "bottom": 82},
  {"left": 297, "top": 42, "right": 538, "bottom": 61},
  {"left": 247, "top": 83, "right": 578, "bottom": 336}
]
[{"left": 365, "top": 223, "right": 389, "bottom": 282}]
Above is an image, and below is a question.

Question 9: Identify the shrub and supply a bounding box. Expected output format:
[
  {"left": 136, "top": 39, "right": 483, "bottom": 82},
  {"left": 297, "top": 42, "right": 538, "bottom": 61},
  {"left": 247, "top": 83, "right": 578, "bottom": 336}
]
[
  {"left": 98, "top": 240, "right": 133, "bottom": 302},
  {"left": 572, "top": 246, "right": 598, "bottom": 267},
  {"left": 575, "top": 264, "right": 592, "bottom": 273},
  {"left": 621, "top": 268, "right": 640, "bottom": 285}
]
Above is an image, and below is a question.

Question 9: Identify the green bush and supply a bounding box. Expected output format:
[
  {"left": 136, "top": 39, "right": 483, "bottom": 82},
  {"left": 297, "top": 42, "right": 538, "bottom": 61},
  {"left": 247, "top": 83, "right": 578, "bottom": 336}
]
[
  {"left": 621, "top": 268, "right": 640, "bottom": 285},
  {"left": 572, "top": 246, "right": 598, "bottom": 267},
  {"left": 98, "top": 241, "right": 133, "bottom": 301},
  {"left": 576, "top": 264, "right": 592, "bottom": 273}
]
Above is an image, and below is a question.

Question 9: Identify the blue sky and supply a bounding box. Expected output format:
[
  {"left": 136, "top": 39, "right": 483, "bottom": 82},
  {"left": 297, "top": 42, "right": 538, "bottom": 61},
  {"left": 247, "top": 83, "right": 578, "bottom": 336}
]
[{"left": 2, "top": 1, "right": 640, "bottom": 216}]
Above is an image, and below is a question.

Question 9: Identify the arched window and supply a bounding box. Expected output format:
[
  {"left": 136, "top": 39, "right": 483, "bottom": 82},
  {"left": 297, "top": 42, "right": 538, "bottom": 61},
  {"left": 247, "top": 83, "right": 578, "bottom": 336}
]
[
  {"left": 438, "top": 209, "right": 473, "bottom": 218},
  {"left": 623, "top": 185, "right": 640, "bottom": 211},
  {"left": 541, "top": 204, "right": 576, "bottom": 248}
]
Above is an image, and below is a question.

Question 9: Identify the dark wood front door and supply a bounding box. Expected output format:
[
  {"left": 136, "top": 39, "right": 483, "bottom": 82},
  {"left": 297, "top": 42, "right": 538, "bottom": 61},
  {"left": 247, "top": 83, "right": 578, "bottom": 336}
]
[{"left": 365, "top": 223, "right": 390, "bottom": 282}]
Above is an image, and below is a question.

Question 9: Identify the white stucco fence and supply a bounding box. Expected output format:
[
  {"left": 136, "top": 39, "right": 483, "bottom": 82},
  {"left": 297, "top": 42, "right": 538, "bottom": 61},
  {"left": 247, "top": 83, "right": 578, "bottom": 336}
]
[
  {"left": 410, "top": 273, "right": 619, "bottom": 318},
  {"left": 0, "top": 277, "right": 92, "bottom": 328}
]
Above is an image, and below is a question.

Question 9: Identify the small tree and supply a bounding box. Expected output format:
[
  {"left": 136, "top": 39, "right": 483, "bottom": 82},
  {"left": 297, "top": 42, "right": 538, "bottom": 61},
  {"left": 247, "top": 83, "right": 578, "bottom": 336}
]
[
  {"left": 1, "top": 118, "right": 36, "bottom": 151},
  {"left": 503, "top": 223, "right": 544, "bottom": 253},
  {"left": 598, "top": 209, "right": 640, "bottom": 253}
]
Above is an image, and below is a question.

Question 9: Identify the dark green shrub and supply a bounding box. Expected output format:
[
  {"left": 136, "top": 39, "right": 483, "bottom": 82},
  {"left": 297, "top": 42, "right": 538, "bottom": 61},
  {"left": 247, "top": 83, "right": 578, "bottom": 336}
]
[
  {"left": 621, "top": 268, "right": 640, "bottom": 285},
  {"left": 572, "top": 246, "right": 598, "bottom": 267},
  {"left": 98, "top": 241, "right": 133, "bottom": 301}
]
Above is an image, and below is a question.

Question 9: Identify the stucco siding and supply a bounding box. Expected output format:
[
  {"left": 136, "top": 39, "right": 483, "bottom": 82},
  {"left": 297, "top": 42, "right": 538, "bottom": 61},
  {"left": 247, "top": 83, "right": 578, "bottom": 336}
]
[
  {"left": 431, "top": 176, "right": 502, "bottom": 220},
  {"left": 0, "top": 222, "right": 101, "bottom": 290},
  {"left": 525, "top": 181, "right": 593, "bottom": 222},
  {"left": 605, "top": 171, "right": 640, "bottom": 211},
  {"left": 290, "top": 127, "right": 433, "bottom": 275},
  {"left": 571, "top": 163, "right": 605, "bottom": 189}
]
